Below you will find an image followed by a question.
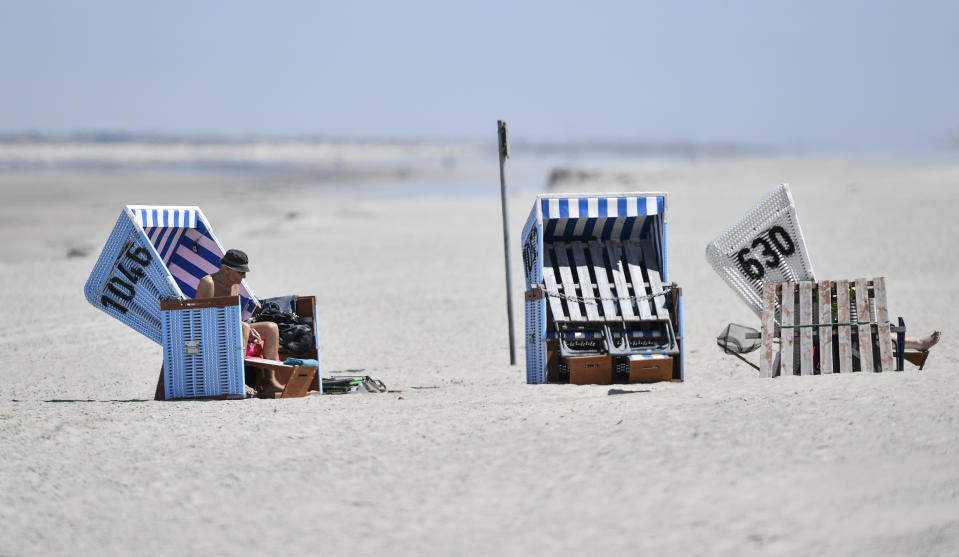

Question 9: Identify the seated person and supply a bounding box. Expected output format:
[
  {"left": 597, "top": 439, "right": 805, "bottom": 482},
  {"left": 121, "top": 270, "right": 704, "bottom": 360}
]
[{"left": 195, "top": 249, "right": 285, "bottom": 394}]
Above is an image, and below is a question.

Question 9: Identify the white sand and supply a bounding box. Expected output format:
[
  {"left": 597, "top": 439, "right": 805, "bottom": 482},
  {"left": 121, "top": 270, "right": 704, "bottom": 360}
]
[{"left": 1, "top": 158, "right": 957, "bottom": 556}]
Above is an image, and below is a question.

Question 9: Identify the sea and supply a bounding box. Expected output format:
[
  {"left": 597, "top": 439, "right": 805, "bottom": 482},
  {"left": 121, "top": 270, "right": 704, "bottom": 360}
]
[{"left": 2, "top": 134, "right": 955, "bottom": 198}]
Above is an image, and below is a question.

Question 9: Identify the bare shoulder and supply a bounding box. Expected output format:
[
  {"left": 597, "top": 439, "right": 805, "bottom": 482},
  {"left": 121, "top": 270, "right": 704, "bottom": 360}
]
[{"left": 195, "top": 274, "right": 215, "bottom": 298}]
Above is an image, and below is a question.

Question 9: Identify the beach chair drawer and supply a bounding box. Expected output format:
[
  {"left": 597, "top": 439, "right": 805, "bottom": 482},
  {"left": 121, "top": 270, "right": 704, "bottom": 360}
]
[
  {"left": 565, "top": 355, "right": 613, "bottom": 385},
  {"left": 624, "top": 355, "right": 673, "bottom": 383}
]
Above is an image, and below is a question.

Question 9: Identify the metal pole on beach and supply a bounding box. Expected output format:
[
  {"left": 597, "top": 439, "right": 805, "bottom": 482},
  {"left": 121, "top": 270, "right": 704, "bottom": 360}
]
[{"left": 498, "top": 120, "right": 517, "bottom": 366}]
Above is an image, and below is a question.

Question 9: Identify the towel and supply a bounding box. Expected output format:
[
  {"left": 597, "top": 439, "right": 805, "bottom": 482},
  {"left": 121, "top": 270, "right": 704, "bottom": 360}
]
[{"left": 283, "top": 358, "right": 319, "bottom": 367}]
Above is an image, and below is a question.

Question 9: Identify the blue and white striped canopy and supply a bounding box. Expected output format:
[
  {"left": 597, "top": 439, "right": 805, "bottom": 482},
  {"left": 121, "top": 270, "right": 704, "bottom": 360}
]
[
  {"left": 85, "top": 205, "right": 259, "bottom": 344},
  {"left": 129, "top": 206, "right": 200, "bottom": 229},
  {"left": 127, "top": 205, "right": 256, "bottom": 314},
  {"left": 542, "top": 196, "right": 662, "bottom": 220},
  {"left": 539, "top": 195, "right": 665, "bottom": 242}
]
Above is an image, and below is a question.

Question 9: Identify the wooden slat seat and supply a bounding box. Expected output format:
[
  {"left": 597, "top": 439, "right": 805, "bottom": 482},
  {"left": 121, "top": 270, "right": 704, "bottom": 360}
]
[
  {"left": 243, "top": 358, "right": 318, "bottom": 398},
  {"left": 542, "top": 240, "right": 672, "bottom": 324},
  {"left": 605, "top": 242, "right": 637, "bottom": 321}
]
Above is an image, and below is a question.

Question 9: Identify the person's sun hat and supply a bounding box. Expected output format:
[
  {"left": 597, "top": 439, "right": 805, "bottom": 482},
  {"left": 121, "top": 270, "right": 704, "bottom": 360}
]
[{"left": 220, "top": 249, "right": 250, "bottom": 273}]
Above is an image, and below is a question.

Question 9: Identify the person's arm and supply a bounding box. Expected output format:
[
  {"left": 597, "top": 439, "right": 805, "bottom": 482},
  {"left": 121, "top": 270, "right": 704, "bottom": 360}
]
[{"left": 195, "top": 275, "right": 214, "bottom": 299}]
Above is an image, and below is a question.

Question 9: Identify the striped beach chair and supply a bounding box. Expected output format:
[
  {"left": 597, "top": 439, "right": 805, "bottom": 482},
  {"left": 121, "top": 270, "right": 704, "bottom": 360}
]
[
  {"left": 84, "top": 206, "right": 322, "bottom": 399},
  {"left": 522, "top": 193, "right": 683, "bottom": 385}
]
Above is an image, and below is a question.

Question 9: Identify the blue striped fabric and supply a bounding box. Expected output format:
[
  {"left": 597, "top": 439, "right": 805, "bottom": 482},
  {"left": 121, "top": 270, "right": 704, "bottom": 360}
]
[
  {"left": 541, "top": 196, "right": 662, "bottom": 219},
  {"left": 541, "top": 196, "right": 664, "bottom": 242},
  {"left": 133, "top": 206, "right": 257, "bottom": 318},
  {"left": 130, "top": 206, "right": 199, "bottom": 229}
]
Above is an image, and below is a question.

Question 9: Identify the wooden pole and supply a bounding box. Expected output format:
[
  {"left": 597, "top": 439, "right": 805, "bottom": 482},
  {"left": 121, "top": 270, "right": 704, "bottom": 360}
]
[{"left": 498, "top": 120, "right": 516, "bottom": 365}]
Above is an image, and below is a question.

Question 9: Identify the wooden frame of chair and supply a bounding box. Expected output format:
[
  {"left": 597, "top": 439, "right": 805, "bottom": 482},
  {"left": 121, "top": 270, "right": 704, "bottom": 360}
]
[
  {"left": 760, "top": 277, "right": 897, "bottom": 377},
  {"left": 242, "top": 358, "right": 318, "bottom": 398}
]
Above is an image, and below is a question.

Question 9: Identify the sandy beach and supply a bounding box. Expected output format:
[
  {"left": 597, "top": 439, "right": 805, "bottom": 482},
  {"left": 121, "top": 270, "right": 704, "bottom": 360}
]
[{"left": 1, "top": 156, "right": 957, "bottom": 556}]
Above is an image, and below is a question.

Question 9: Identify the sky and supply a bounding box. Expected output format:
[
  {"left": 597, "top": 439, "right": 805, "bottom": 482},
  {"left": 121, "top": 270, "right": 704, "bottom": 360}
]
[{"left": 2, "top": 0, "right": 958, "bottom": 156}]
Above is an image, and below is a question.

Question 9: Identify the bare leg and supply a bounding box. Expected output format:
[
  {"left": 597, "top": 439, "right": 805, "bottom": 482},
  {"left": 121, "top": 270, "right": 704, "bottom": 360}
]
[
  {"left": 251, "top": 322, "right": 285, "bottom": 392},
  {"left": 891, "top": 330, "right": 942, "bottom": 351},
  {"left": 241, "top": 321, "right": 252, "bottom": 347},
  {"left": 240, "top": 322, "right": 259, "bottom": 395},
  {"left": 253, "top": 321, "right": 281, "bottom": 360},
  {"left": 905, "top": 330, "right": 941, "bottom": 351}
]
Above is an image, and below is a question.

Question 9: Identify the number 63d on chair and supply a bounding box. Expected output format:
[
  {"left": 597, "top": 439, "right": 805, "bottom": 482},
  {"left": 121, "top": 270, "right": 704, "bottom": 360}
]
[{"left": 706, "top": 184, "right": 816, "bottom": 318}]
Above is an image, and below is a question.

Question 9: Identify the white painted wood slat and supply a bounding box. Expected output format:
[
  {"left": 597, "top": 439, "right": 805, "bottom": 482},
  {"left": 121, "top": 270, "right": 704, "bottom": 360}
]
[
  {"left": 641, "top": 241, "right": 669, "bottom": 319},
  {"left": 855, "top": 278, "right": 874, "bottom": 372},
  {"left": 554, "top": 243, "right": 583, "bottom": 321},
  {"left": 872, "top": 276, "right": 895, "bottom": 371},
  {"left": 759, "top": 283, "right": 777, "bottom": 378},
  {"left": 606, "top": 242, "right": 636, "bottom": 321},
  {"left": 542, "top": 246, "right": 568, "bottom": 322},
  {"left": 570, "top": 242, "right": 600, "bottom": 321},
  {"left": 588, "top": 242, "right": 618, "bottom": 320},
  {"left": 799, "top": 281, "right": 813, "bottom": 375},
  {"left": 818, "top": 281, "right": 834, "bottom": 374},
  {"left": 836, "top": 279, "right": 853, "bottom": 373},
  {"left": 623, "top": 241, "right": 652, "bottom": 320},
  {"left": 780, "top": 282, "right": 795, "bottom": 377}
]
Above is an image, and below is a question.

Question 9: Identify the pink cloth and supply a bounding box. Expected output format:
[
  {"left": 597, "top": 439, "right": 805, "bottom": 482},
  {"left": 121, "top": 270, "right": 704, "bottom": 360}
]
[{"left": 246, "top": 339, "right": 264, "bottom": 358}]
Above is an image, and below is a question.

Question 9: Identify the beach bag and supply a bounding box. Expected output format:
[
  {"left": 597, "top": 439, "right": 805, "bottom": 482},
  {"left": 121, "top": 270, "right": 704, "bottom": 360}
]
[
  {"left": 279, "top": 323, "right": 313, "bottom": 354},
  {"left": 252, "top": 295, "right": 312, "bottom": 353},
  {"left": 254, "top": 295, "right": 300, "bottom": 325}
]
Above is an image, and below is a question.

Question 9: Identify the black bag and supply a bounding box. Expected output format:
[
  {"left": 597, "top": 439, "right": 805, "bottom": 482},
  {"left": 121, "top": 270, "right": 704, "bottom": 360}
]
[
  {"left": 279, "top": 323, "right": 313, "bottom": 354},
  {"left": 252, "top": 295, "right": 312, "bottom": 353},
  {"left": 254, "top": 295, "right": 300, "bottom": 325}
]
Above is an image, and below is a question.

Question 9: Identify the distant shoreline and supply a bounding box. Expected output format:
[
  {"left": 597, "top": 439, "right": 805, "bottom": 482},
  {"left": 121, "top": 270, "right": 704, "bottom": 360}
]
[{"left": 1, "top": 135, "right": 954, "bottom": 176}]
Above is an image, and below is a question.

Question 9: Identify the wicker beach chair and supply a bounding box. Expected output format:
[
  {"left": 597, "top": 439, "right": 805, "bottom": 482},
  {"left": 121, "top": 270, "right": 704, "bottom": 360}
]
[
  {"left": 522, "top": 193, "right": 684, "bottom": 385},
  {"left": 85, "top": 205, "right": 322, "bottom": 399}
]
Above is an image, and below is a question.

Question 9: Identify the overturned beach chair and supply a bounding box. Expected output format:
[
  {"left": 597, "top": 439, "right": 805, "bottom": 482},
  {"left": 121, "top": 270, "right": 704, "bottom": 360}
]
[
  {"left": 522, "top": 193, "right": 684, "bottom": 384},
  {"left": 759, "top": 277, "right": 905, "bottom": 377},
  {"left": 707, "top": 184, "right": 930, "bottom": 374},
  {"left": 85, "top": 205, "right": 322, "bottom": 399}
]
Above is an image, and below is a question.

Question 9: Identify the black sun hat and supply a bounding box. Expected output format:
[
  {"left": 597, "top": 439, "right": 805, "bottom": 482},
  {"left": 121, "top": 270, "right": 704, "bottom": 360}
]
[{"left": 220, "top": 249, "right": 250, "bottom": 273}]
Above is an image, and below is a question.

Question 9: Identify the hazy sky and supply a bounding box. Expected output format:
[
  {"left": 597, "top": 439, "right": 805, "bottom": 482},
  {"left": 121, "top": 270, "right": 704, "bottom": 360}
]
[{"left": 2, "top": 1, "right": 957, "bottom": 155}]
